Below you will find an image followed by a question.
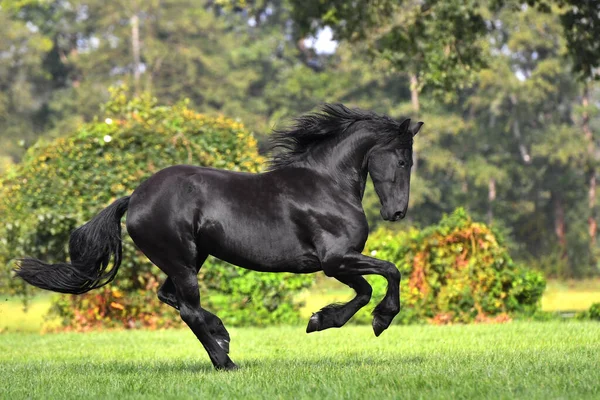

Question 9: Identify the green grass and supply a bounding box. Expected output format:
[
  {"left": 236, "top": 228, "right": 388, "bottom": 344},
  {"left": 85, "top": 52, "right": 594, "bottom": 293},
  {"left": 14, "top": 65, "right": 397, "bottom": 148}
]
[{"left": 1, "top": 322, "right": 599, "bottom": 399}]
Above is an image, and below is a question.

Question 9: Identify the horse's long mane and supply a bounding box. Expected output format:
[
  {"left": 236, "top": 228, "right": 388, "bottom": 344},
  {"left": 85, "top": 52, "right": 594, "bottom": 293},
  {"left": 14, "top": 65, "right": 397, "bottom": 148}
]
[{"left": 268, "top": 103, "right": 409, "bottom": 170}]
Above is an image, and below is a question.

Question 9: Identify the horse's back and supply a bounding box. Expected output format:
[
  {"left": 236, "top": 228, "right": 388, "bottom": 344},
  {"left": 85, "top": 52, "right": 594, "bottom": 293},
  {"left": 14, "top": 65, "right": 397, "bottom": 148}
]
[{"left": 126, "top": 165, "right": 323, "bottom": 272}]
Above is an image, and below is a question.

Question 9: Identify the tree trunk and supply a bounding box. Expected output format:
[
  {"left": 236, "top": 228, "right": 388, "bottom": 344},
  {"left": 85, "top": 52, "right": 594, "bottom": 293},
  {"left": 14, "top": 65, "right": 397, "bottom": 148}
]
[
  {"left": 583, "top": 83, "right": 597, "bottom": 251},
  {"left": 487, "top": 178, "right": 496, "bottom": 225},
  {"left": 553, "top": 193, "right": 567, "bottom": 258},
  {"left": 410, "top": 73, "right": 420, "bottom": 114},
  {"left": 589, "top": 173, "right": 597, "bottom": 242},
  {"left": 509, "top": 95, "right": 532, "bottom": 164},
  {"left": 131, "top": 14, "right": 141, "bottom": 94}
]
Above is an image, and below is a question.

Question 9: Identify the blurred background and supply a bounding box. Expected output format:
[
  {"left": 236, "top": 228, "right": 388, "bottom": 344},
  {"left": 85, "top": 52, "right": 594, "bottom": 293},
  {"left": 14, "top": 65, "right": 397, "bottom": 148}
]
[{"left": 1, "top": 0, "right": 599, "bottom": 332}]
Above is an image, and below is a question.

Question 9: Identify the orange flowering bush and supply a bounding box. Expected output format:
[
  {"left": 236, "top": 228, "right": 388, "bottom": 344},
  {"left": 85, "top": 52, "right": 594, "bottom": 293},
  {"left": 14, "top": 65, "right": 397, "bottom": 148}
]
[
  {"left": 0, "top": 88, "right": 313, "bottom": 330},
  {"left": 356, "top": 208, "right": 546, "bottom": 325}
]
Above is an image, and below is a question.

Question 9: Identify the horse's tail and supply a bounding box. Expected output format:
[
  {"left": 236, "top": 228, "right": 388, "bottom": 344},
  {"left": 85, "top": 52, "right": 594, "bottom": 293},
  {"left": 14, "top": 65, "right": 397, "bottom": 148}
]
[{"left": 15, "top": 196, "right": 131, "bottom": 294}]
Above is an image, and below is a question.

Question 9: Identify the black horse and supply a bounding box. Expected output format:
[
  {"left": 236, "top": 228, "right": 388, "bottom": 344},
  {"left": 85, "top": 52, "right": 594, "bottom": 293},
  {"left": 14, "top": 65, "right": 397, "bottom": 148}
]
[{"left": 16, "top": 104, "right": 422, "bottom": 370}]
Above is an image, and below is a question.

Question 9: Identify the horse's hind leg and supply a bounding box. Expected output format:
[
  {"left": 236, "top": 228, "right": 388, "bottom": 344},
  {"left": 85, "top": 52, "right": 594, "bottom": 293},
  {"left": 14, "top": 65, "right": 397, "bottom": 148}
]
[
  {"left": 158, "top": 252, "right": 208, "bottom": 310},
  {"left": 158, "top": 278, "right": 179, "bottom": 309},
  {"left": 171, "top": 269, "right": 237, "bottom": 370},
  {"left": 129, "top": 225, "right": 235, "bottom": 369},
  {"left": 306, "top": 275, "right": 372, "bottom": 333},
  {"left": 203, "top": 311, "right": 231, "bottom": 354},
  {"left": 157, "top": 259, "right": 231, "bottom": 353}
]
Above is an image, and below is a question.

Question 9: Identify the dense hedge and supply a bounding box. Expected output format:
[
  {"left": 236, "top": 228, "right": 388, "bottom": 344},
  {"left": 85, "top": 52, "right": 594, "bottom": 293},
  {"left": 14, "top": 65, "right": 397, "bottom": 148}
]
[
  {"left": 0, "top": 89, "right": 314, "bottom": 330},
  {"left": 356, "top": 209, "right": 546, "bottom": 324}
]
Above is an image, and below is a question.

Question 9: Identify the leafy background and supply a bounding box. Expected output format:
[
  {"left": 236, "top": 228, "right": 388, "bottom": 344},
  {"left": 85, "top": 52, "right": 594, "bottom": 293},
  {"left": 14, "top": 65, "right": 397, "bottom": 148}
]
[
  {"left": 0, "top": 91, "right": 546, "bottom": 329},
  {"left": 0, "top": 1, "right": 599, "bottom": 328}
]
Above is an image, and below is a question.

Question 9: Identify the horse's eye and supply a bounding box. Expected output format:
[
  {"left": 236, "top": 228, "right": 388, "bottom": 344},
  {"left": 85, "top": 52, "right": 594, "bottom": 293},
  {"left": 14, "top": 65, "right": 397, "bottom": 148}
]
[{"left": 398, "top": 160, "right": 407, "bottom": 168}]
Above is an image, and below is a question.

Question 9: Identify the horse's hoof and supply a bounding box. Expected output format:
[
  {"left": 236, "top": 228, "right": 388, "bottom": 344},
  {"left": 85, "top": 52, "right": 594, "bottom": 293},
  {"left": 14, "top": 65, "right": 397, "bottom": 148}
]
[
  {"left": 224, "top": 361, "right": 239, "bottom": 371},
  {"left": 216, "top": 360, "right": 239, "bottom": 371},
  {"left": 216, "top": 338, "right": 230, "bottom": 354},
  {"left": 372, "top": 314, "right": 393, "bottom": 337},
  {"left": 306, "top": 313, "right": 321, "bottom": 333}
]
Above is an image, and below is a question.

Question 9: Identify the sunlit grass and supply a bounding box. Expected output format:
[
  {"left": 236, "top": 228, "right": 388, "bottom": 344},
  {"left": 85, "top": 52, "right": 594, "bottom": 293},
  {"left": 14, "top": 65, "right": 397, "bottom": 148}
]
[
  {"left": 2, "top": 279, "right": 599, "bottom": 398},
  {"left": 541, "top": 279, "right": 600, "bottom": 312},
  {"left": 0, "top": 294, "right": 57, "bottom": 333},
  {"left": 1, "top": 322, "right": 599, "bottom": 399}
]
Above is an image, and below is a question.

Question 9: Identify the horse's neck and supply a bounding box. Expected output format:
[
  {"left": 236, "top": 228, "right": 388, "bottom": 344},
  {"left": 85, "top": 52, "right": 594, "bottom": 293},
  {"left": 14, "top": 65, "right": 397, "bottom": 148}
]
[{"left": 316, "top": 127, "right": 375, "bottom": 201}]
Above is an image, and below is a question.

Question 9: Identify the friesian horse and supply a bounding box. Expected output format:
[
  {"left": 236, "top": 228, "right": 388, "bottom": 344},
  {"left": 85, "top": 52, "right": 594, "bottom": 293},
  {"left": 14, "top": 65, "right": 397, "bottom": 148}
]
[{"left": 16, "top": 104, "right": 423, "bottom": 370}]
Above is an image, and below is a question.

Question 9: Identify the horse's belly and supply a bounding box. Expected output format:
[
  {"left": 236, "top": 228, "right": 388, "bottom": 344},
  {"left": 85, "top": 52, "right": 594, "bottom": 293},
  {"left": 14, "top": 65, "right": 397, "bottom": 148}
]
[
  {"left": 199, "top": 224, "right": 320, "bottom": 273},
  {"left": 214, "top": 251, "right": 321, "bottom": 274}
]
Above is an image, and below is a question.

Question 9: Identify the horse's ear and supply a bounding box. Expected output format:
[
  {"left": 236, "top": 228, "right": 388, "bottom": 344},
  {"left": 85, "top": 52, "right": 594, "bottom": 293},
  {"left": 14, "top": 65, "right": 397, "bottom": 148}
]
[
  {"left": 399, "top": 118, "right": 411, "bottom": 134},
  {"left": 412, "top": 121, "right": 424, "bottom": 137}
]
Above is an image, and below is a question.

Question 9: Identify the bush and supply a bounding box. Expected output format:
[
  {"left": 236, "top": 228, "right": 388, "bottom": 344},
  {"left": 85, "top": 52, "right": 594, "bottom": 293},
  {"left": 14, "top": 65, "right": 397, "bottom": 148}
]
[
  {"left": 355, "top": 208, "right": 546, "bottom": 324},
  {"left": 589, "top": 303, "right": 600, "bottom": 321},
  {"left": 577, "top": 302, "right": 600, "bottom": 321},
  {"left": 0, "top": 88, "right": 313, "bottom": 330}
]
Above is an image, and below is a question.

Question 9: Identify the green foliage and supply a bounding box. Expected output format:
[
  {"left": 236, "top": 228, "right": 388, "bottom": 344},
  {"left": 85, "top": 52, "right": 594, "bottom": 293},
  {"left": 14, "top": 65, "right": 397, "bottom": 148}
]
[
  {"left": 355, "top": 208, "right": 546, "bottom": 324},
  {"left": 290, "top": 0, "right": 489, "bottom": 98},
  {"left": 201, "top": 263, "right": 312, "bottom": 326},
  {"left": 590, "top": 303, "right": 600, "bottom": 321},
  {"left": 577, "top": 302, "right": 600, "bottom": 322},
  {"left": 529, "top": 0, "right": 600, "bottom": 80},
  {"left": 0, "top": 4, "right": 54, "bottom": 159},
  {"left": 1, "top": 0, "right": 599, "bottom": 280},
  {"left": 0, "top": 89, "right": 313, "bottom": 329}
]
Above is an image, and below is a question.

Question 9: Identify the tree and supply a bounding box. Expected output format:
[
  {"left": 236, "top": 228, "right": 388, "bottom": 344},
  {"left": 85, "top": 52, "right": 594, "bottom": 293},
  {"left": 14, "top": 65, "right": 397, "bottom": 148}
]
[
  {"left": 0, "top": 3, "right": 54, "bottom": 162},
  {"left": 289, "top": 0, "right": 490, "bottom": 102}
]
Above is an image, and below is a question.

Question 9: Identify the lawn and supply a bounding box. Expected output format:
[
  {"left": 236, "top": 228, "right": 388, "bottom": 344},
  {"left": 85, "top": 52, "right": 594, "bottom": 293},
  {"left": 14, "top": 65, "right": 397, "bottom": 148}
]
[{"left": 0, "top": 322, "right": 599, "bottom": 399}]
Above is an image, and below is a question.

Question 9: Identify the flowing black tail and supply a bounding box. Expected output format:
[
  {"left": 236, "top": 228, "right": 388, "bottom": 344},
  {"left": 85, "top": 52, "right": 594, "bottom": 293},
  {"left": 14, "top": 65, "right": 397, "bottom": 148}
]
[{"left": 15, "top": 196, "right": 131, "bottom": 294}]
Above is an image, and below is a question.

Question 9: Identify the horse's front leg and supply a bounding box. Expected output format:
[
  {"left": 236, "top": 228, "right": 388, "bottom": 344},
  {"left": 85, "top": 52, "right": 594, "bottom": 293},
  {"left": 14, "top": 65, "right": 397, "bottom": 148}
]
[
  {"left": 322, "top": 252, "right": 401, "bottom": 336},
  {"left": 306, "top": 275, "right": 372, "bottom": 333}
]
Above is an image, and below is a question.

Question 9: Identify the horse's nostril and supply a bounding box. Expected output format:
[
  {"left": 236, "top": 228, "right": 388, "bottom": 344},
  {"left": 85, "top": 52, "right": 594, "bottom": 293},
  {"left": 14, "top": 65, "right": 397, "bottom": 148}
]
[{"left": 393, "top": 211, "right": 404, "bottom": 220}]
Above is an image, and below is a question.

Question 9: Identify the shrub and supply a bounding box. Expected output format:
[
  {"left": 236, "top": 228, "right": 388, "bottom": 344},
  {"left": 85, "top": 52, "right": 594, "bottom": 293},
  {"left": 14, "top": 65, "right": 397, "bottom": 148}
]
[
  {"left": 589, "top": 303, "right": 600, "bottom": 321},
  {"left": 354, "top": 208, "right": 546, "bottom": 324},
  {"left": 0, "top": 88, "right": 313, "bottom": 330},
  {"left": 577, "top": 302, "right": 600, "bottom": 321}
]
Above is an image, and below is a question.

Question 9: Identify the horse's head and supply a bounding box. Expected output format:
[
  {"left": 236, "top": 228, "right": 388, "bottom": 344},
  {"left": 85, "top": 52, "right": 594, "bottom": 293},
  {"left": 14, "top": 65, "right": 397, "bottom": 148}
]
[{"left": 368, "top": 119, "right": 422, "bottom": 221}]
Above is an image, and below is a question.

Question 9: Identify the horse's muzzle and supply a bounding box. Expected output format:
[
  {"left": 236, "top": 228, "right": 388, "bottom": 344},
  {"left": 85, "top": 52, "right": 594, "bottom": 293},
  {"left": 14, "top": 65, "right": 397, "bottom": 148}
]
[{"left": 381, "top": 209, "right": 406, "bottom": 221}]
